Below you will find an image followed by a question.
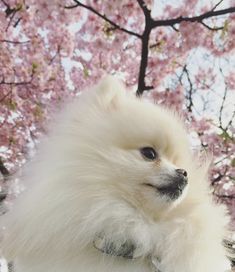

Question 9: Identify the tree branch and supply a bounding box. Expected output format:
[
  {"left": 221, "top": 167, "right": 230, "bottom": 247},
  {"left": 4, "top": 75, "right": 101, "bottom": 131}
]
[
  {"left": 199, "top": 21, "right": 224, "bottom": 31},
  {"left": 65, "top": 0, "right": 141, "bottom": 38},
  {"left": 212, "top": 0, "right": 225, "bottom": 11},
  {"left": 136, "top": 0, "right": 154, "bottom": 96},
  {"left": 4, "top": 3, "right": 22, "bottom": 31},
  {"left": 218, "top": 86, "right": 228, "bottom": 130},
  {"left": 49, "top": 45, "right": 60, "bottom": 65},
  {"left": 0, "top": 0, "right": 9, "bottom": 7},
  {"left": 214, "top": 193, "right": 235, "bottom": 199},
  {"left": 136, "top": 32, "right": 154, "bottom": 95},
  {"left": 136, "top": 0, "right": 151, "bottom": 18},
  {"left": 225, "top": 109, "right": 235, "bottom": 131},
  {"left": 218, "top": 67, "right": 235, "bottom": 138},
  {"left": 0, "top": 39, "right": 30, "bottom": 44},
  {"left": 211, "top": 173, "right": 223, "bottom": 185},
  {"left": 152, "top": 7, "right": 235, "bottom": 28},
  {"left": 182, "top": 65, "right": 194, "bottom": 112},
  {"left": 0, "top": 73, "right": 34, "bottom": 86}
]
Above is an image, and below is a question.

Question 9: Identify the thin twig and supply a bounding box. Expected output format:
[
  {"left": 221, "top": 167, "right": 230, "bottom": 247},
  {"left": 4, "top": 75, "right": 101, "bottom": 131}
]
[
  {"left": 212, "top": 0, "right": 225, "bottom": 11},
  {"left": 225, "top": 109, "right": 235, "bottom": 131},
  {"left": 65, "top": 0, "right": 141, "bottom": 38},
  {"left": 49, "top": 45, "right": 60, "bottom": 65},
  {"left": 218, "top": 67, "right": 235, "bottom": 138},
  {"left": 183, "top": 65, "right": 194, "bottom": 112},
  {"left": 0, "top": 39, "right": 30, "bottom": 44},
  {"left": 214, "top": 193, "right": 235, "bottom": 199},
  {"left": 0, "top": 89, "right": 12, "bottom": 103},
  {"left": 0, "top": 72, "right": 34, "bottom": 87},
  {"left": 0, "top": 0, "right": 8, "bottom": 6},
  {"left": 0, "top": 78, "right": 33, "bottom": 86},
  {"left": 200, "top": 21, "right": 224, "bottom": 31}
]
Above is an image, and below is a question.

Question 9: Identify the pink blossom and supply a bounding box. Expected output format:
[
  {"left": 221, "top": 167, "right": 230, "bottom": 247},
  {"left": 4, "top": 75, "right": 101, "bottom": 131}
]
[{"left": 225, "top": 72, "right": 235, "bottom": 90}]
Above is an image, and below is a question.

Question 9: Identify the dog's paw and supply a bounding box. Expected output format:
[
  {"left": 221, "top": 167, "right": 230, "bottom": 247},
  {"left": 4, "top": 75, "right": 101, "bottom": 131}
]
[{"left": 93, "top": 234, "right": 142, "bottom": 259}]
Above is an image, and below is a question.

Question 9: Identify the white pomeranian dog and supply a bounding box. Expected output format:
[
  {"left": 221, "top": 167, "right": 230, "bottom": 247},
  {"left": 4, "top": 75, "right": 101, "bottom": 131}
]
[{"left": 1, "top": 77, "right": 230, "bottom": 272}]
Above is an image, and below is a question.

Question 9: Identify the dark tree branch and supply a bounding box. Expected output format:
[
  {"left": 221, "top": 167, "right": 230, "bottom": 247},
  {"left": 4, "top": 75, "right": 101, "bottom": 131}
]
[
  {"left": 212, "top": 165, "right": 228, "bottom": 187},
  {"left": 152, "top": 7, "right": 235, "bottom": 28},
  {"left": 136, "top": 32, "right": 153, "bottom": 95},
  {"left": 4, "top": 3, "right": 22, "bottom": 31},
  {"left": 171, "top": 25, "right": 179, "bottom": 32},
  {"left": 211, "top": 173, "right": 223, "bottom": 185},
  {"left": 212, "top": 0, "right": 225, "bottom": 11},
  {"left": 218, "top": 67, "right": 235, "bottom": 138},
  {"left": 199, "top": 21, "right": 224, "bottom": 31},
  {"left": 0, "top": 79, "right": 32, "bottom": 86},
  {"left": 214, "top": 193, "right": 235, "bottom": 199},
  {"left": 177, "top": 65, "right": 195, "bottom": 112},
  {"left": 136, "top": 0, "right": 151, "bottom": 18},
  {"left": 183, "top": 65, "right": 194, "bottom": 112},
  {"left": 65, "top": 0, "right": 141, "bottom": 38},
  {"left": 214, "top": 154, "right": 233, "bottom": 166},
  {"left": 0, "top": 39, "right": 30, "bottom": 44},
  {"left": 0, "top": 72, "right": 34, "bottom": 87},
  {"left": 13, "top": 17, "right": 22, "bottom": 28},
  {"left": 225, "top": 109, "right": 235, "bottom": 131},
  {"left": 49, "top": 45, "right": 60, "bottom": 65},
  {"left": 136, "top": 0, "right": 154, "bottom": 96},
  {"left": 219, "top": 86, "right": 228, "bottom": 130},
  {"left": 0, "top": 0, "right": 9, "bottom": 7}
]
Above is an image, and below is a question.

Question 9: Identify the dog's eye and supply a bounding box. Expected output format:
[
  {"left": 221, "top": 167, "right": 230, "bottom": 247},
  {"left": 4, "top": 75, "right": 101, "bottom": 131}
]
[{"left": 140, "top": 147, "right": 158, "bottom": 161}]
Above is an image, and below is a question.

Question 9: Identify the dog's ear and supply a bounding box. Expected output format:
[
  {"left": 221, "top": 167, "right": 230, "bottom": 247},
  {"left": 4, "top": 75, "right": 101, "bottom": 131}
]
[{"left": 94, "top": 76, "right": 126, "bottom": 110}]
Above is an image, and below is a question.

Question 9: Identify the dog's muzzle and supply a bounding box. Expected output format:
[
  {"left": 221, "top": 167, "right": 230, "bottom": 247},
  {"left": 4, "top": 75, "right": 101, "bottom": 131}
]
[
  {"left": 145, "top": 168, "right": 188, "bottom": 200},
  {"left": 157, "top": 168, "right": 188, "bottom": 200}
]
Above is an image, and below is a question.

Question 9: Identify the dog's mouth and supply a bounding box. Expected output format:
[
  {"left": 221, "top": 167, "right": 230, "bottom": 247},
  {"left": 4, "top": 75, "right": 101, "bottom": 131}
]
[{"left": 144, "top": 176, "right": 188, "bottom": 200}]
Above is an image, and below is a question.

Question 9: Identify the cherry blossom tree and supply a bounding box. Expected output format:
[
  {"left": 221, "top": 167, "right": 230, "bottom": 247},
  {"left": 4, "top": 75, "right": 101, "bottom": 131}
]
[{"left": 0, "top": 0, "right": 234, "bottom": 230}]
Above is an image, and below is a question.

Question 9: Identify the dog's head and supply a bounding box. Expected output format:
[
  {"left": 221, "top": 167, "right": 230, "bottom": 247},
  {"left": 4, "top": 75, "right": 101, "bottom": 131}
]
[{"left": 73, "top": 77, "right": 191, "bottom": 217}]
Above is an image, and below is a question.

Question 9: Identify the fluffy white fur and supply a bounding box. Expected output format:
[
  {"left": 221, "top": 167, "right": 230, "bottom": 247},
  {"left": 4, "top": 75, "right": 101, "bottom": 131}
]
[{"left": 1, "top": 77, "right": 230, "bottom": 272}]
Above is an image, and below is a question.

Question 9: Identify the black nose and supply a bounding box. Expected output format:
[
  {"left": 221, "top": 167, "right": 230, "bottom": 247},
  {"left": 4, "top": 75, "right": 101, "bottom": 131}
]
[{"left": 176, "top": 168, "right": 187, "bottom": 177}]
